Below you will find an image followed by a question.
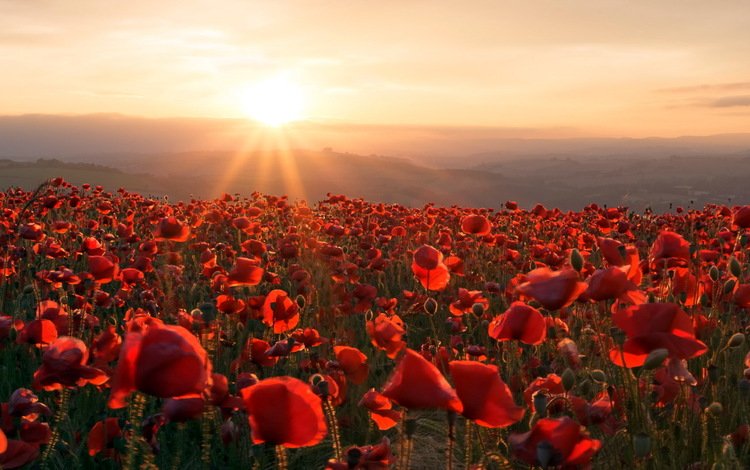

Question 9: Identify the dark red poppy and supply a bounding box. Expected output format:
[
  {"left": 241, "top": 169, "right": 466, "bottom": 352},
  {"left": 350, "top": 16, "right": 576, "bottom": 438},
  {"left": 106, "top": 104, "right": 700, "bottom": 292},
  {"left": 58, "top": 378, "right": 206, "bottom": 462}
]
[
  {"left": 734, "top": 283, "right": 750, "bottom": 308},
  {"left": 32, "top": 337, "right": 108, "bottom": 391},
  {"left": 153, "top": 216, "right": 190, "bottom": 242},
  {"left": 449, "top": 361, "right": 524, "bottom": 428},
  {"left": 87, "top": 417, "right": 122, "bottom": 457},
  {"left": 650, "top": 231, "right": 690, "bottom": 268},
  {"left": 516, "top": 268, "right": 586, "bottom": 310},
  {"left": 584, "top": 266, "right": 645, "bottom": 304},
  {"left": 609, "top": 303, "right": 708, "bottom": 368},
  {"left": 108, "top": 321, "right": 211, "bottom": 409},
  {"left": 240, "top": 376, "right": 327, "bottom": 448},
  {"left": 732, "top": 205, "right": 750, "bottom": 228},
  {"left": 523, "top": 374, "right": 565, "bottom": 408},
  {"left": 460, "top": 214, "right": 491, "bottom": 236},
  {"left": 262, "top": 289, "right": 299, "bottom": 333},
  {"left": 366, "top": 313, "right": 406, "bottom": 358},
  {"left": 381, "top": 348, "right": 462, "bottom": 412},
  {"left": 449, "top": 288, "right": 488, "bottom": 316},
  {"left": 0, "top": 439, "right": 39, "bottom": 469},
  {"left": 509, "top": 416, "right": 601, "bottom": 468},
  {"left": 227, "top": 257, "right": 264, "bottom": 287},
  {"left": 488, "top": 301, "right": 546, "bottom": 345},
  {"left": 88, "top": 254, "right": 120, "bottom": 284},
  {"left": 326, "top": 437, "right": 396, "bottom": 469}
]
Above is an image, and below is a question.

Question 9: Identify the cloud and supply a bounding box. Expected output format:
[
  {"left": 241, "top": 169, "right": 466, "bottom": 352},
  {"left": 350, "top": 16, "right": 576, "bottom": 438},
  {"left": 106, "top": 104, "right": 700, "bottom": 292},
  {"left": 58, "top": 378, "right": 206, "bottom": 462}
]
[
  {"left": 659, "top": 82, "right": 750, "bottom": 94},
  {"left": 710, "top": 95, "right": 750, "bottom": 107}
]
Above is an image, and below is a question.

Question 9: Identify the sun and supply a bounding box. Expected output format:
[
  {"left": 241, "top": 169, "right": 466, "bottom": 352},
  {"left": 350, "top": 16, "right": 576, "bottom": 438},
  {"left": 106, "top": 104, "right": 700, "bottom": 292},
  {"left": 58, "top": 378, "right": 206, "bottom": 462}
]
[{"left": 240, "top": 76, "right": 305, "bottom": 126}]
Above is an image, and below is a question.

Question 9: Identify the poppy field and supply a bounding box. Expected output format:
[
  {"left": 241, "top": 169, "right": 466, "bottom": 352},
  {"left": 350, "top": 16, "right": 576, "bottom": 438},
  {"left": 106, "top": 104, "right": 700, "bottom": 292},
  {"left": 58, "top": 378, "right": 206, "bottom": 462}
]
[{"left": 1, "top": 178, "right": 750, "bottom": 469}]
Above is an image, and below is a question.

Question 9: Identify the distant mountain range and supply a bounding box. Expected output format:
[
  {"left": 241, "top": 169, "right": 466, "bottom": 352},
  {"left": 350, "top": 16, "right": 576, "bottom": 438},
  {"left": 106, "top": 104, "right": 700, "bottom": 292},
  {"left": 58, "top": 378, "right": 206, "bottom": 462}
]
[{"left": 1, "top": 114, "right": 749, "bottom": 210}]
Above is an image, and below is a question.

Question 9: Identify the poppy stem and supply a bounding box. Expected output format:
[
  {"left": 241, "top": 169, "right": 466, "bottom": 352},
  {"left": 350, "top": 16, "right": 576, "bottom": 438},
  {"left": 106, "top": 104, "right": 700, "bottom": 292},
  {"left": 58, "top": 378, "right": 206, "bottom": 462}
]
[
  {"left": 124, "top": 392, "right": 147, "bottom": 470},
  {"left": 446, "top": 411, "right": 456, "bottom": 470},
  {"left": 464, "top": 419, "right": 473, "bottom": 469},
  {"left": 323, "top": 398, "right": 343, "bottom": 462},
  {"left": 275, "top": 445, "right": 288, "bottom": 470},
  {"left": 41, "top": 387, "right": 70, "bottom": 468}
]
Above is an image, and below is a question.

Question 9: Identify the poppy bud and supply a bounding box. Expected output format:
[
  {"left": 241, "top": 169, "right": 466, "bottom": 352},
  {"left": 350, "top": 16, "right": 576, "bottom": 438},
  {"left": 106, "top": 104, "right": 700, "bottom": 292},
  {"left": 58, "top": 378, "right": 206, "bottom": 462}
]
[
  {"left": 726, "top": 333, "right": 745, "bottom": 349},
  {"left": 532, "top": 391, "right": 548, "bottom": 416},
  {"left": 724, "top": 279, "right": 736, "bottom": 295},
  {"left": 643, "top": 348, "right": 669, "bottom": 370},
  {"left": 424, "top": 298, "right": 438, "bottom": 316},
  {"left": 536, "top": 440, "right": 554, "bottom": 468},
  {"left": 633, "top": 433, "right": 651, "bottom": 458},
  {"left": 405, "top": 418, "right": 418, "bottom": 437},
  {"left": 730, "top": 257, "right": 742, "bottom": 278},
  {"left": 705, "top": 402, "right": 723, "bottom": 416},
  {"left": 295, "top": 295, "right": 306, "bottom": 309},
  {"left": 708, "top": 364, "right": 720, "bottom": 384},
  {"left": 590, "top": 369, "right": 607, "bottom": 383},
  {"left": 471, "top": 302, "right": 485, "bottom": 317},
  {"left": 709, "top": 266, "right": 720, "bottom": 282},
  {"left": 610, "top": 327, "right": 626, "bottom": 346},
  {"left": 561, "top": 368, "right": 575, "bottom": 391},
  {"left": 23, "top": 284, "right": 35, "bottom": 295},
  {"left": 570, "top": 249, "right": 584, "bottom": 272}
]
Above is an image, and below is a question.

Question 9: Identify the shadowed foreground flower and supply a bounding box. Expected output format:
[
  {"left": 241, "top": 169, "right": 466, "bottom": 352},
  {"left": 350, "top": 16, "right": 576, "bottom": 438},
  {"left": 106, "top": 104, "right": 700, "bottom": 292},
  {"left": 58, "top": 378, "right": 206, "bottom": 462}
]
[
  {"left": 509, "top": 416, "right": 601, "bottom": 468},
  {"left": 32, "top": 337, "right": 108, "bottom": 391},
  {"left": 87, "top": 417, "right": 122, "bottom": 457},
  {"left": 108, "top": 321, "right": 211, "bottom": 408},
  {"left": 449, "top": 361, "right": 524, "bottom": 428},
  {"left": 240, "top": 376, "right": 327, "bottom": 448},
  {"left": 382, "top": 348, "right": 462, "bottom": 412}
]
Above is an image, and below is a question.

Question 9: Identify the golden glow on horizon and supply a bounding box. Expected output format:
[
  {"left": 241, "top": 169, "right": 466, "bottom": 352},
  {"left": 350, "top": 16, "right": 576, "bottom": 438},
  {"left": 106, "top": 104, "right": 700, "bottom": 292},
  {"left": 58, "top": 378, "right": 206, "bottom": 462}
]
[{"left": 240, "top": 76, "right": 304, "bottom": 127}]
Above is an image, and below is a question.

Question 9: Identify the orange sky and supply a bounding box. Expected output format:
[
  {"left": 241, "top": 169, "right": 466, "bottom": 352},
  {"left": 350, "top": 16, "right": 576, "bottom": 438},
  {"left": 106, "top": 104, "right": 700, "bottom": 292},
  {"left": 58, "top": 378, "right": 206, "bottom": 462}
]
[{"left": 2, "top": 0, "right": 749, "bottom": 137}]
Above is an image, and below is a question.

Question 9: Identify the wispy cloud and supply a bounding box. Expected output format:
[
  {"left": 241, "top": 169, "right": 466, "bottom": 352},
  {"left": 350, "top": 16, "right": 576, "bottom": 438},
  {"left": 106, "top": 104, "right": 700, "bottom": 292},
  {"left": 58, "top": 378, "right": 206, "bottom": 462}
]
[
  {"left": 710, "top": 95, "right": 750, "bottom": 107},
  {"left": 658, "top": 81, "right": 750, "bottom": 94}
]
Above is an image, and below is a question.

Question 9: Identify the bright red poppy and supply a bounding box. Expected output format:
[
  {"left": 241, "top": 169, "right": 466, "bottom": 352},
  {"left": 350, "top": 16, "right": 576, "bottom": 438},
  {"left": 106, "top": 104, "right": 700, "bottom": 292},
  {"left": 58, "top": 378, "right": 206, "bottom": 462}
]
[
  {"left": 411, "top": 245, "right": 451, "bottom": 291},
  {"left": 108, "top": 322, "right": 212, "bottom": 409},
  {"left": 609, "top": 303, "right": 708, "bottom": 368},
  {"left": 227, "top": 257, "right": 264, "bottom": 287},
  {"left": 509, "top": 416, "right": 601, "bottom": 468},
  {"left": 449, "top": 361, "right": 524, "bottom": 428},
  {"left": 240, "top": 376, "right": 327, "bottom": 448},
  {"left": 460, "top": 214, "right": 492, "bottom": 236},
  {"left": 650, "top": 231, "right": 690, "bottom": 268},
  {"left": 359, "top": 389, "right": 402, "bottom": 430},
  {"left": 488, "top": 301, "right": 546, "bottom": 345},
  {"left": 366, "top": 313, "right": 406, "bottom": 358},
  {"left": 516, "top": 267, "right": 586, "bottom": 310},
  {"left": 153, "top": 216, "right": 191, "bottom": 242},
  {"left": 334, "top": 346, "right": 370, "bottom": 384},
  {"left": 381, "top": 348, "right": 462, "bottom": 412},
  {"left": 261, "top": 289, "right": 299, "bottom": 333},
  {"left": 584, "top": 266, "right": 645, "bottom": 304}
]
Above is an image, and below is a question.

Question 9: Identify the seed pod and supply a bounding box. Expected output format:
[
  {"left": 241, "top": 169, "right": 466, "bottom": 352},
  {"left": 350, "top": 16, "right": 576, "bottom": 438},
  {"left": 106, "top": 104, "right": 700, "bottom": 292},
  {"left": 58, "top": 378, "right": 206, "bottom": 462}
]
[
  {"left": 709, "top": 266, "right": 720, "bottom": 282},
  {"left": 729, "top": 257, "right": 742, "bottom": 278},
  {"left": 724, "top": 278, "right": 737, "bottom": 295},
  {"left": 536, "top": 441, "right": 554, "bottom": 468},
  {"left": 643, "top": 348, "right": 669, "bottom": 370},
  {"left": 705, "top": 402, "right": 723, "bottom": 416},
  {"left": 532, "top": 391, "right": 548, "bottom": 416},
  {"left": 471, "top": 302, "right": 485, "bottom": 317},
  {"left": 570, "top": 249, "right": 584, "bottom": 272},
  {"left": 590, "top": 369, "right": 607, "bottom": 383},
  {"left": 424, "top": 298, "right": 438, "bottom": 316},
  {"left": 727, "top": 333, "right": 745, "bottom": 349}
]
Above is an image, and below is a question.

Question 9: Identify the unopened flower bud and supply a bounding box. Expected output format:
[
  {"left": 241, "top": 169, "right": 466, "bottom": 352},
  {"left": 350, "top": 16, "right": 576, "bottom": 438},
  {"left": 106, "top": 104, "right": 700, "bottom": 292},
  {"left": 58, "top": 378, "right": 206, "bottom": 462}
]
[
  {"left": 729, "top": 257, "right": 742, "bottom": 278},
  {"left": 562, "top": 368, "right": 576, "bottom": 391},
  {"left": 706, "top": 402, "right": 723, "bottom": 416},
  {"left": 536, "top": 440, "right": 554, "bottom": 468},
  {"left": 424, "top": 298, "right": 438, "bottom": 316},
  {"left": 643, "top": 348, "right": 669, "bottom": 370},
  {"left": 570, "top": 249, "right": 584, "bottom": 272},
  {"left": 724, "top": 279, "right": 737, "bottom": 295},
  {"left": 727, "top": 333, "right": 745, "bottom": 349},
  {"left": 591, "top": 369, "right": 607, "bottom": 383},
  {"left": 532, "top": 391, "right": 548, "bottom": 416},
  {"left": 709, "top": 266, "right": 720, "bottom": 282}
]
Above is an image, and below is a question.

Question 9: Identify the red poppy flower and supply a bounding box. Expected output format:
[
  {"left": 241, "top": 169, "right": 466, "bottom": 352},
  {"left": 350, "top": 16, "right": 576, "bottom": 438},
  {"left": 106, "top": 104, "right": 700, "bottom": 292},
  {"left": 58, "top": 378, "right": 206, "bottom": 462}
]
[
  {"left": 359, "top": 389, "right": 402, "bottom": 430},
  {"left": 734, "top": 283, "right": 750, "bottom": 308},
  {"left": 460, "top": 214, "right": 491, "bottom": 236},
  {"left": 509, "top": 416, "right": 601, "bottom": 468},
  {"left": 732, "top": 205, "right": 750, "bottom": 229},
  {"left": 108, "top": 322, "right": 211, "bottom": 409},
  {"left": 449, "top": 288, "right": 489, "bottom": 316},
  {"left": 334, "top": 346, "right": 369, "bottom": 385},
  {"left": 381, "top": 348, "right": 462, "bottom": 412},
  {"left": 650, "top": 231, "right": 690, "bottom": 268},
  {"left": 153, "top": 216, "right": 190, "bottom": 242},
  {"left": 88, "top": 254, "right": 120, "bottom": 284},
  {"left": 261, "top": 290, "right": 299, "bottom": 333},
  {"left": 449, "top": 361, "right": 524, "bottom": 428},
  {"left": 516, "top": 268, "right": 586, "bottom": 310},
  {"left": 411, "top": 245, "right": 450, "bottom": 291},
  {"left": 488, "top": 301, "right": 546, "bottom": 345},
  {"left": 584, "top": 266, "right": 645, "bottom": 304},
  {"left": 227, "top": 257, "right": 264, "bottom": 287},
  {"left": 32, "top": 337, "right": 108, "bottom": 391},
  {"left": 240, "top": 376, "right": 327, "bottom": 448},
  {"left": 16, "top": 319, "right": 58, "bottom": 347},
  {"left": 609, "top": 303, "right": 708, "bottom": 368},
  {"left": 366, "top": 313, "right": 406, "bottom": 359},
  {"left": 523, "top": 374, "right": 565, "bottom": 408},
  {"left": 87, "top": 417, "right": 122, "bottom": 457},
  {"left": 326, "top": 437, "right": 396, "bottom": 470}
]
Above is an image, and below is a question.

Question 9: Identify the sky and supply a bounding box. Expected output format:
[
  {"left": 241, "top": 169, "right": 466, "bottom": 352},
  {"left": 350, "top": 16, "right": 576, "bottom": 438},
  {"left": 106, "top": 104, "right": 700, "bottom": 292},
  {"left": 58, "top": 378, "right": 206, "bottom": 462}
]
[{"left": 2, "top": 0, "right": 750, "bottom": 137}]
